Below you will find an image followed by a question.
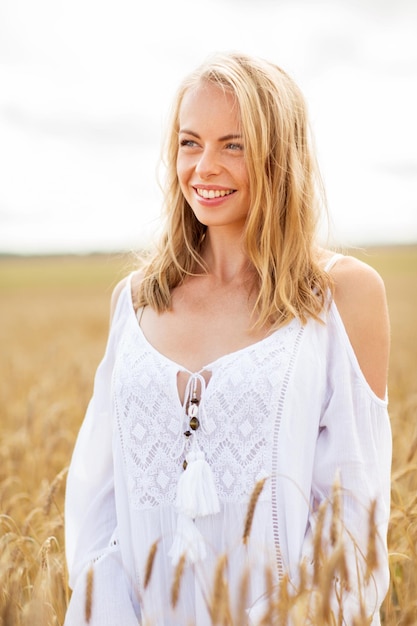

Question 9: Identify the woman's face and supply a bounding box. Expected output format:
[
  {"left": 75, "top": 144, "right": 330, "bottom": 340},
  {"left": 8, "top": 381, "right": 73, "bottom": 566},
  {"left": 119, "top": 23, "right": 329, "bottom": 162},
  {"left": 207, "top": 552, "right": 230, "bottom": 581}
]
[{"left": 176, "top": 81, "right": 250, "bottom": 232}]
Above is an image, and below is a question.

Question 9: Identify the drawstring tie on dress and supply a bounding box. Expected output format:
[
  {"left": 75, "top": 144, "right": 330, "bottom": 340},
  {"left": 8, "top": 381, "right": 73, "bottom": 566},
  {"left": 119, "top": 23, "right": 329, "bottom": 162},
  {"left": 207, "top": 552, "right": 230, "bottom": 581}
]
[{"left": 168, "top": 372, "right": 220, "bottom": 565}]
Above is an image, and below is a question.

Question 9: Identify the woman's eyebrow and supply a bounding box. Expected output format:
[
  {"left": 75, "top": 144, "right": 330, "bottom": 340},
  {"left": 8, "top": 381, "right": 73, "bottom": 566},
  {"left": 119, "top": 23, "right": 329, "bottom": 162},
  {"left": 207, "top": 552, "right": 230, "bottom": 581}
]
[
  {"left": 179, "top": 129, "right": 243, "bottom": 142},
  {"left": 218, "top": 133, "right": 243, "bottom": 142}
]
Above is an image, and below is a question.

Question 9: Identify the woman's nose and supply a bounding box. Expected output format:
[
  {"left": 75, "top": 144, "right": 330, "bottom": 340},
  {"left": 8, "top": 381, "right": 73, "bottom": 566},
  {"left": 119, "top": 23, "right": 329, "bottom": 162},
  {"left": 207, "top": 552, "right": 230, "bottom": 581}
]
[{"left": 195, "top": 147, "right": 221, "bottom": 178}]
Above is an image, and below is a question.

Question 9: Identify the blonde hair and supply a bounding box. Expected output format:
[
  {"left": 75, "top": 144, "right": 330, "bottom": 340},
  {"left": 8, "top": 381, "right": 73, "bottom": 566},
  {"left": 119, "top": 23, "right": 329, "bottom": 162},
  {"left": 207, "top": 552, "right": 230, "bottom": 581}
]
[{"left": 136, "top": 51, "right": 331, "bottom": 329}]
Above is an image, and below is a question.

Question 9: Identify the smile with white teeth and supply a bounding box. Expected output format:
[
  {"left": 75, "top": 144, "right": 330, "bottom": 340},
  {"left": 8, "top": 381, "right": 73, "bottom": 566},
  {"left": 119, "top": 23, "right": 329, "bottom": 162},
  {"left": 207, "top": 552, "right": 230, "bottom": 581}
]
[{"left": 196, "top": 188, "right": 235, "bottom": 199}]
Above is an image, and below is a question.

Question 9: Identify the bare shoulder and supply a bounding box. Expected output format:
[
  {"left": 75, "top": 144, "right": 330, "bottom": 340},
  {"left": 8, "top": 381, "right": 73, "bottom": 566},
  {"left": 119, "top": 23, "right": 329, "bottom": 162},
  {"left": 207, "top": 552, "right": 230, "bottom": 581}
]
[
  {"left": 330, "top": 255, "right": 390, "bottom": 399},
  {"left": 331, "top": 255, "right": 387, "bottom": 308}
]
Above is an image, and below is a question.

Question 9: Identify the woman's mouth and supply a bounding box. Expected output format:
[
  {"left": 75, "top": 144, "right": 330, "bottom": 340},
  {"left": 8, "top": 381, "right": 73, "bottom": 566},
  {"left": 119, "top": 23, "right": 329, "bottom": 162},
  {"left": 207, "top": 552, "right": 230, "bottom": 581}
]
[{"left": 195, "top": 187, "right": 236, "bottom": 199}]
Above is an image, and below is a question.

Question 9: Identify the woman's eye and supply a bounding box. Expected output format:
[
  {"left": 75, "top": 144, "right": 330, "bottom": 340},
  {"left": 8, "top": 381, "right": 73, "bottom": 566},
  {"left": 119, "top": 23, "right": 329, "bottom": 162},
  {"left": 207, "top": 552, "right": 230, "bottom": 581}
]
[
  {"left": 180, "top": 139, "right": 198, "bottom": 148},
  {"left": 226, "top": 143, "right": 244, "bottom": 151}
]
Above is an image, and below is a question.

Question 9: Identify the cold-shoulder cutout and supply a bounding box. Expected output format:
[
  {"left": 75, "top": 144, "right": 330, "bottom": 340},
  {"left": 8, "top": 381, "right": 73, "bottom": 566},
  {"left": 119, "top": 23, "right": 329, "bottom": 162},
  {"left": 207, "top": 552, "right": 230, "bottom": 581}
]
[{"left": 329, "top": 255, "right": 390, "bottom": 400}]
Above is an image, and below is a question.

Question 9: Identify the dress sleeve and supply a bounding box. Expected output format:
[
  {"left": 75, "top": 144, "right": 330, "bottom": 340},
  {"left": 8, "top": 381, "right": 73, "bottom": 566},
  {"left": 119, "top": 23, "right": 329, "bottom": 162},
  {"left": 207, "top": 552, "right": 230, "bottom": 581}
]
[
  {"left": 64, "top": 289, "right": 140, "bottom": 625},
  {"left": 303, "top": 304, "right": 392, "bottom": 624}
]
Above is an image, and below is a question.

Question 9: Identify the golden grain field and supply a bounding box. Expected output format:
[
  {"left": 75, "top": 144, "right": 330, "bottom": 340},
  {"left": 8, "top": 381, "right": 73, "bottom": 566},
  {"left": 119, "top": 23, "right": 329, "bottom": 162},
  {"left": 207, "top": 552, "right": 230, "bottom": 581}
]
[{"left": 0, "top": 247, "right": 416, "bottom": 625}]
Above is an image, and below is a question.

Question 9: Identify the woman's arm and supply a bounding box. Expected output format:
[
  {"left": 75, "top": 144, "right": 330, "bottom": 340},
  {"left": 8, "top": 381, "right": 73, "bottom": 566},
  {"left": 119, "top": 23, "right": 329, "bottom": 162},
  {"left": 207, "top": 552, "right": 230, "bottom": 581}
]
[
  {"left": 64, "top": 278, "right": 140, "bottom": 625},
  {"left": 302, "top": 255, "right": 392, "bottom": 624}
]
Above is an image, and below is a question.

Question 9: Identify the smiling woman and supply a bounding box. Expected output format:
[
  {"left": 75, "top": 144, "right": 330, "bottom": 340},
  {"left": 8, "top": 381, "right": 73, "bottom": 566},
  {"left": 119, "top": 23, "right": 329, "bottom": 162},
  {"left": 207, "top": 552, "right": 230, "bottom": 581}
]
[{"left": 64, "top": 52, "right": 391, "bottom": 626}]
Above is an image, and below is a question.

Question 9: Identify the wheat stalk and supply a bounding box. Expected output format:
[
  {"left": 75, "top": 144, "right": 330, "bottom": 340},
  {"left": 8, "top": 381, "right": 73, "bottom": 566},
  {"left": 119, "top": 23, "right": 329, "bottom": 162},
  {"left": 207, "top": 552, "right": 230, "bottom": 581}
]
[
  {"left": 144, "top": 540, "right": 159, "bottom": 589},
  {"left": 235, "top": 566, "right": 250, "bottom": 625},
  {"left": 365, "top": 499, "right": 378, "bottom": 585},
  {"left": 313, "top": 500, "right": 327, "bottom": 586},
  {"left": 171, "top": 553, "right": 186, "bottom": 609},
  {"left": 318, "top": 542, "right": 348, "bottom": 624},
  {"left": 209, "top": 553, "right": 231, "bottom": 625},
  {"left": 243, "top": 477, "right": 267, "bottom": 545},
  {"left": 43, "top": 466, "right": 69, "bottom": 516},
  {"left": 276, "top": 571, "right": 290, "bottom": 625},
  {"left": 85, "top": 565, "right": 94, "bottom": 623},
  {"left": 330, "top": 470, "right": 343, "bottom": 547},
  {"left": 40, "top": 537, "right": 52, "bottom": 571}
]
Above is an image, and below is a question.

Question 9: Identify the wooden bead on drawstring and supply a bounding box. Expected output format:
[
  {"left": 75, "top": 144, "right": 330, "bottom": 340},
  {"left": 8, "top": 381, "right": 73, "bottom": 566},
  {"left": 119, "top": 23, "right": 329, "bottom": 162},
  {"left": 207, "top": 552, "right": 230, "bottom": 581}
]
[
  {"left": 182, "top": 391, "right": 200, "bottom": 469},
  {"left": 189, "top": 416, "right": 199, "bottom": 430}
]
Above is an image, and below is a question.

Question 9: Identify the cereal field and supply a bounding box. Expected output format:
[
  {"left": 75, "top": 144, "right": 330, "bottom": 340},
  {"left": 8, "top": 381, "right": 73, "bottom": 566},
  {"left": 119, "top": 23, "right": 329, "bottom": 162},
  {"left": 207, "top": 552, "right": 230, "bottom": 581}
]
[{"left": 0, "top": 247, "right": 416, "bottom": 625}]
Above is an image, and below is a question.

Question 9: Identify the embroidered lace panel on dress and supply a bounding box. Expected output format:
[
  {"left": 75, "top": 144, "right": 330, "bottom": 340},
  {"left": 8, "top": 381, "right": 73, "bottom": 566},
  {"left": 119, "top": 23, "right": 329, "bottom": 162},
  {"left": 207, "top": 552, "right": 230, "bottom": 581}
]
[{"left": 113, "top": 314, "right": 303, "bottom": 510}]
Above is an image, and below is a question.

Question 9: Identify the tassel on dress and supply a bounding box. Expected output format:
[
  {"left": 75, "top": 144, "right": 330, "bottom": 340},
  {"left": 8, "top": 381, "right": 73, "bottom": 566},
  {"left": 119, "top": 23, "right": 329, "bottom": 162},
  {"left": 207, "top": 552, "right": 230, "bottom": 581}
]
[
  {"left": 169, "top": 374, "right": 220, "bottom": 566},
  {"left": 175, "top": 449, "right": 220, "bottom": 518}
]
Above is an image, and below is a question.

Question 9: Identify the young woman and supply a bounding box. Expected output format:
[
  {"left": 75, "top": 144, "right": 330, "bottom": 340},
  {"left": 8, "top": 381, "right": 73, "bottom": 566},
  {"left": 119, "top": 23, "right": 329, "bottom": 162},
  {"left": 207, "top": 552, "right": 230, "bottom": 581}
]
[{"left": 64, "top": 52, "right": 392, "bottom": 625}]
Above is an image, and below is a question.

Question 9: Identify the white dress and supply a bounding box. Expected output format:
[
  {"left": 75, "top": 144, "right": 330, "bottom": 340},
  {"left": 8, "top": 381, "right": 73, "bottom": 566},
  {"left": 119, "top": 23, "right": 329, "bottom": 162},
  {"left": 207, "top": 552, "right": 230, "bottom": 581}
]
[{"left": 64, "top": 256, "right": 392, "bottom": 626}]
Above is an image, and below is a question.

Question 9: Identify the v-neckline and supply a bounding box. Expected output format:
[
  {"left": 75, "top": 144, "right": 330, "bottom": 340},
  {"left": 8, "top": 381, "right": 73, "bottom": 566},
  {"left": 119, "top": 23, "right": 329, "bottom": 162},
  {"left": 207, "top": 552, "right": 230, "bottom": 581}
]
[{"left": 126, "top": 273, "right": 293, "bottom": 376}]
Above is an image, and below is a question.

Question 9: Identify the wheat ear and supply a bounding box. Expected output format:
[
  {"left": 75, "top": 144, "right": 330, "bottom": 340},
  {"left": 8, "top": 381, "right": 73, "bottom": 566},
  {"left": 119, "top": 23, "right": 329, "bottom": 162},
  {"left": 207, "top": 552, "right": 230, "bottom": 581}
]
[
  {"left": 85, "top": 565, "right": 94, "bottom": 623},
  {"left": 171, "top": 553, "right": 186, "bottom": 609},
  {"left": 144, "top": 540, "right": 159, "bottom": 589},
  {"left": 243, "top": 477, "right": 267, "bottom": 545}
]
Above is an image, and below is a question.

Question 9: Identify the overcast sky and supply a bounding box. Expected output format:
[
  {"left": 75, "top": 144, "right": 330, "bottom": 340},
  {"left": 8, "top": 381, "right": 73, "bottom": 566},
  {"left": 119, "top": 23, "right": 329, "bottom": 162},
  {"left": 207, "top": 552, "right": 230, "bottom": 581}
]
[{"left": 0, "top": 0, "right": 416, "bottom": 254}]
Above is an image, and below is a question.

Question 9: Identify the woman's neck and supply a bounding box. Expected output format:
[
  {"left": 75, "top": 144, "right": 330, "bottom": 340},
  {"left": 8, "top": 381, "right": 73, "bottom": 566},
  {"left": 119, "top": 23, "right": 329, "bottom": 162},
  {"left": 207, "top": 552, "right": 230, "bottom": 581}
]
[{"left": 200, "top": 227, "right": 254, "bottom": 285}]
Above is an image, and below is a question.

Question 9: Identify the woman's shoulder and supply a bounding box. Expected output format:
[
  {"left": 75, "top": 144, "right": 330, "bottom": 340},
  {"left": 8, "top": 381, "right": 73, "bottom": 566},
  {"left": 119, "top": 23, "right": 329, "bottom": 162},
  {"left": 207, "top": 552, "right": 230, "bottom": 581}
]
[
  {"left": 317, "top": 248, "right": 386, "bottom": 302},
  {"left": 326, "top": 252, "right": 390, "bottom": 399},
  {"left": 329, "top": 253, "right": 387, "bottom": 317}
]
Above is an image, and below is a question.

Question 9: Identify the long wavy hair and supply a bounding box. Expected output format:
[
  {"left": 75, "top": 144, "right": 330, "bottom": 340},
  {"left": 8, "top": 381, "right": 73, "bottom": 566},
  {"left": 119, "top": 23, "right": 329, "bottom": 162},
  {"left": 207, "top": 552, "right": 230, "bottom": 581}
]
[{"left": 135, "top": 51, "right": 332, "bottom": 330}]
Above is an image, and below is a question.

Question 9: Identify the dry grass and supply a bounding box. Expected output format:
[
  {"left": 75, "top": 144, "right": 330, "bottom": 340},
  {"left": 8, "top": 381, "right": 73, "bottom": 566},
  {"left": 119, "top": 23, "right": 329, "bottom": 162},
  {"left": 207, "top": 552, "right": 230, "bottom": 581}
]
[{"left": 0, "top": 246, "right": 416, "bottom": 624}]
